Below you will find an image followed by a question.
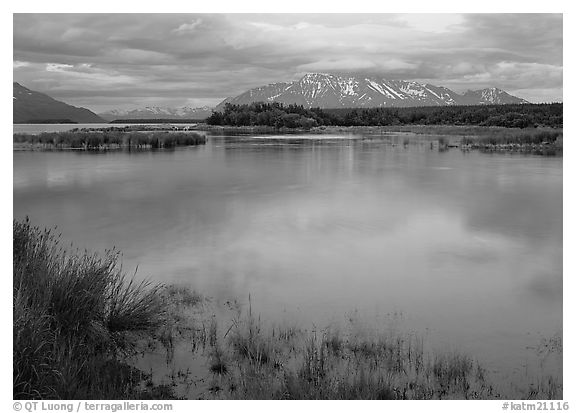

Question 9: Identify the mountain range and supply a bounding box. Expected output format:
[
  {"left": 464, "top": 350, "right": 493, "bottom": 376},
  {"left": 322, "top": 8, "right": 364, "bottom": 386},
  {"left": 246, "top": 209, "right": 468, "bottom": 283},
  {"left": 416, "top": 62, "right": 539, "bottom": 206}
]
[
  {"left": 98, "top": 106, "right": 213, "bottom": 121},
  {"left": 13, "top": 73, "right": 530, "bottom": 124},
  {"left": 216, "top": 73, "right": 529, "bottom": 110},
  {"left": 13, "top": 82, "right": 104, "bottom": 123}
]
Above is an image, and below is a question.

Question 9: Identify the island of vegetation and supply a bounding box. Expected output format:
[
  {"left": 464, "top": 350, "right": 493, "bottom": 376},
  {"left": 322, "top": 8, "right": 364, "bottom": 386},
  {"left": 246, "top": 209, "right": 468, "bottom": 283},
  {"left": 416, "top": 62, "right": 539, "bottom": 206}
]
[
  {"left": 204, "top": 102, "right": 562, "bottom": 154},
  {"left": 14, "top": 219, "right": 561, "bottom": 400},
  {"left": 207, "top": 102, "right": 562, "bottom": 129},
  {"left": 13, "top": 130, "right": 206, "bottom": 151}
]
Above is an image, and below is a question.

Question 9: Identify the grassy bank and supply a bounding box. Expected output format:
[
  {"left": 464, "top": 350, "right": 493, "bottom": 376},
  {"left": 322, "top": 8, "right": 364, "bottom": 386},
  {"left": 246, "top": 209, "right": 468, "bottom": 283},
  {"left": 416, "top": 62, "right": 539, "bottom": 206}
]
[
  {"left": 317, "top": 124, "right": 562, "bottom": 139},
  {"left": 320, "top": 125, "right": 562, "bottom": 154},
  {"left": 460, "top": 129, "right": 562, "bottom": 150},
  {"left": 200, "top": 124, "right": 314, "bottom": 135},
  {"left": 13, "top": 130, "right": 206, "bottom": 150},
  {"left": 396, "top": 125, "right": 563, "bottom": 154},
  {"left": 13, "top": 219, "right": 178, "bottom": 399},
  {"left": 202, "top": 123, "right": 563, "bottom": 146},
  {"left": 13, "top": 220, "right": 562, "bottom": 400},
  {"left": 377, "top": 124, "right": 561, "bottom": 139}
]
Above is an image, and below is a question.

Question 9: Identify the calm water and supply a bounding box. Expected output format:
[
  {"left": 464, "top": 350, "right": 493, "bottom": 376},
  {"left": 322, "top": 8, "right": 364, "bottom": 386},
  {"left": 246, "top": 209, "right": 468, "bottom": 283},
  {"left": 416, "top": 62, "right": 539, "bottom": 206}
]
[
  {"left": 13, "top": 132, "right": 562, "bottom": 390},
  {"left": 14, "top": 123, "right": 114, "bottom": 134}
]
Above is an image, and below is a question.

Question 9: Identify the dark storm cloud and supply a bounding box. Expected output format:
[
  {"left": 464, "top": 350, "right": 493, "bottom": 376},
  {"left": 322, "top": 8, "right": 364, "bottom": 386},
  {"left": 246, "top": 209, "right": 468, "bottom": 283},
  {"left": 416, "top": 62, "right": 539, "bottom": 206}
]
[{"left": 13, "top": 13, "right": 562, "bottom": 111}]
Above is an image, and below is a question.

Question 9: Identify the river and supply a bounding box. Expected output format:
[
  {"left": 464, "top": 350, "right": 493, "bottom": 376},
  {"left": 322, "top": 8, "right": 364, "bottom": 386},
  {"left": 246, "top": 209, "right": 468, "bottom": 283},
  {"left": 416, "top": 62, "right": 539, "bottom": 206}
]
[{"left": 13, "top": 130, "right": 563, "bottom": 396}]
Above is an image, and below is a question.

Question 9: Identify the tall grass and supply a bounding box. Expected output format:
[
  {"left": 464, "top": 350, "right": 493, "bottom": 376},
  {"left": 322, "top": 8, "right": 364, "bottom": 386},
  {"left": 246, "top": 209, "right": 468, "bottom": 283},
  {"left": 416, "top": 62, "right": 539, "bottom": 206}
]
[
  {"left": 14, "top": 219, "right": 561, "bottom": 399},
  {"left": 13, "top": 218, "right": 167, "bottom": 399},
  {"left": 363, "top": 124, "right": 562, "bottom": 138},
  {"left": 195, "top": 306, "right": 504, "bottom": 400},
  {"left": 13, "top": 131, "right": 206, "bottom": 150},
  {"left": 461, "top": 129, "right": 563, "bottom": 146},
  {"left": 194, "top": 303, "right": 561, "bottom": 400},
  {"left": 320, "top": 124, "right": 562, "bottom": 146}
]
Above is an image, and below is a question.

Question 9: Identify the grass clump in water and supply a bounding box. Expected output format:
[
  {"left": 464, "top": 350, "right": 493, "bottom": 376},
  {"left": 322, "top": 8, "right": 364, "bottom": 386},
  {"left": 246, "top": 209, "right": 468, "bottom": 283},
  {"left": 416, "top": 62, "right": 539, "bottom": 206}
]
[
  {"left": 13, "top": 219, "right": 562, "bottom": 400},
  {"left": 13, "top": 130, "right": 206, "bottom": 150},
  {"left": 199, "top": 308, "right": 506, "bottom": 400},
  {"left": 229, "top": 312, "right": 273, "bottom": 366},
  {"left": 13, "top": 218, "right": 171, "bottom": 399}
]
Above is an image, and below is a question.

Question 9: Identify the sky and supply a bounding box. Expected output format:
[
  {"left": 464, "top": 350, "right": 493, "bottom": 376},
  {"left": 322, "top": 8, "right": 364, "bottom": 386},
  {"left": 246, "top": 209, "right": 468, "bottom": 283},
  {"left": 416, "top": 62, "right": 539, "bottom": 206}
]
[{"left": 13, "top": 13, "right": 563, "bottom": 112}]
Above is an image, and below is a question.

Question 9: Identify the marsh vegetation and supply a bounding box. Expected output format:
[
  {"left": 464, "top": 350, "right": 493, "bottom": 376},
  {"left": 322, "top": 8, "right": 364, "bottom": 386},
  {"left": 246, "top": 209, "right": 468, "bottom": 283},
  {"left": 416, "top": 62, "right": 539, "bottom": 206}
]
[
  {"left": 13, "top": 220, "right": 562, "bottom": 400},
  {"left": 13, "top": 130, "right": 206, "bottom": 150},
  {"left": 13, "top": 219, "right": 181, "bottom": 399},
  {"left": 460, "top": 129, "right": 562, "bottom": 153}
]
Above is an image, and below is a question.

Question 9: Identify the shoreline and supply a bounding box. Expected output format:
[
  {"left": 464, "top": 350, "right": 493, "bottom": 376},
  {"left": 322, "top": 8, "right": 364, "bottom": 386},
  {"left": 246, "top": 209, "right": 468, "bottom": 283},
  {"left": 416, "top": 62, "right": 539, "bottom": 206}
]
[
  {"left": 13, "top": 130, "right": 206, "bottom": 151},
  {"left": 13, "top": 219, "right": 562, "bottom": 400},
  {"left": 197, "top": 123, "right": 563, "bottom": 137},
  {"left": 13, "top": 124, "right": 562, "bottom": 155},
  {"left": 14, "top": 122, "right": 564, "bottom": 136}
]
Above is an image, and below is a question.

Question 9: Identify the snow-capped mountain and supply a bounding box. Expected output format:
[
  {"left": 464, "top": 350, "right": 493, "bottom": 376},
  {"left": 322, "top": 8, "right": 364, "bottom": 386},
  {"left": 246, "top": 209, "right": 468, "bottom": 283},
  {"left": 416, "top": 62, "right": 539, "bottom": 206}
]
[
  {"left": 459, "top": 88, "right": 528, "bottom": 105},
  {"left": 216, "top": 73, "right": 529, "bottom": 110},
  {"left": 99, "top": 106, "right": 213, "bottom": 121}
]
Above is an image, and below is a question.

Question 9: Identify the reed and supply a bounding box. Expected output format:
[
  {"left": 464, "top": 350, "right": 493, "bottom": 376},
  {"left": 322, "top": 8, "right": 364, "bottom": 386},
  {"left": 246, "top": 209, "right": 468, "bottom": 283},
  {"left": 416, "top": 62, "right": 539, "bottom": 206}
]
[
  {"left": 461, "top": 129, "right": 562, "bottom": 146},
  {"left": 13, "top": 218, "right": 170, "bottom": 399},
  {"left": 199, "top": 308, "right": 559, "bottom": 400},
  {"left": 13, "top": 131, "right": 206, "bottom": 150},
  {"left": 14, "top": 220, "right": 562, "bottom": 400}
]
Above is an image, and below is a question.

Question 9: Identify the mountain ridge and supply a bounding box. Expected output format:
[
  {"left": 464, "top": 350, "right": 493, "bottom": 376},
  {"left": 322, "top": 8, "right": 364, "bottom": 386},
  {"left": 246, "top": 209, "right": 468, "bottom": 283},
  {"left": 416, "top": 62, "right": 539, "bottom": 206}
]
[
  {"left": 216, "top": 73, "right": 529, "bottom": 110},
  {"left": 98, "top": 106, "right": 213, "bottom": 121},
  {"left": 13, "top": 83, "right": 104, "bottom": 124}
]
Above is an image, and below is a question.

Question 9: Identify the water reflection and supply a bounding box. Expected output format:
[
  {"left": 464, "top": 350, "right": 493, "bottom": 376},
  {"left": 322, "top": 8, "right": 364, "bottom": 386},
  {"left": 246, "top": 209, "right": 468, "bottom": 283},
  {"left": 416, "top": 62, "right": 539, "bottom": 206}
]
[{"left": 13, "top": 134, "right": 562, "bottom": 384}]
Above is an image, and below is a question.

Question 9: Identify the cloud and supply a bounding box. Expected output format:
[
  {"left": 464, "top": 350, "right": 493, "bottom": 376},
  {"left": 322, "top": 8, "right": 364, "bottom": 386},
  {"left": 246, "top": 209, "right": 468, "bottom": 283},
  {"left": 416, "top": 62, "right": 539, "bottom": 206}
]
[
  {"left": 298, "top": 58, "right": 378, "bottom": 72},
  {"left": 298, "top": 57, "right": 419, "bottom": 74},
  {"left": 12, "top": 13, "right": 563, "bottom": 109},
  {"left": 395, "top": 14, "right": 466, "bottom": 33},
  {"left": 13, "top": 61, "right": 30, "bottom": 68},
  {"left": 509, "top": 88, "right": 563, "bottom": 103},
  {"left": 46, "top": 63, "right": 73, "bottom": 72},
  {"left": 173, "top": 19, "right": 203, "bottom": 34}
]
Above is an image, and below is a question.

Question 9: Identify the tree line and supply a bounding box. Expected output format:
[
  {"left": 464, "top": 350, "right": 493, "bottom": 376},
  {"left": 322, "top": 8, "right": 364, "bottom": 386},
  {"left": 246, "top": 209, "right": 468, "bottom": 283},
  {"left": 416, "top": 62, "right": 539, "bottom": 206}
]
[{"left": 206, "top": 102, "right": 562, "bottom": 129}]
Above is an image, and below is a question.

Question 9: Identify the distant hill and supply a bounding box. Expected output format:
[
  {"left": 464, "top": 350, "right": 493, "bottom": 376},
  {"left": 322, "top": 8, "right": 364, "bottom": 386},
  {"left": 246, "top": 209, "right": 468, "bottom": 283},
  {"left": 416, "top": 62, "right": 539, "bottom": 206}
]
[
  {"left": 109, "top": 118, "right": 206, "bottom": 124},
  {"left": 13, "top": 83, "right": 104, "bottom": 124},
  {"left": 99, "top": 106, "right": 213, "bottom": 121},
  {"left": 216, "top": 73, "right": 529, "bottom": 110}
]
